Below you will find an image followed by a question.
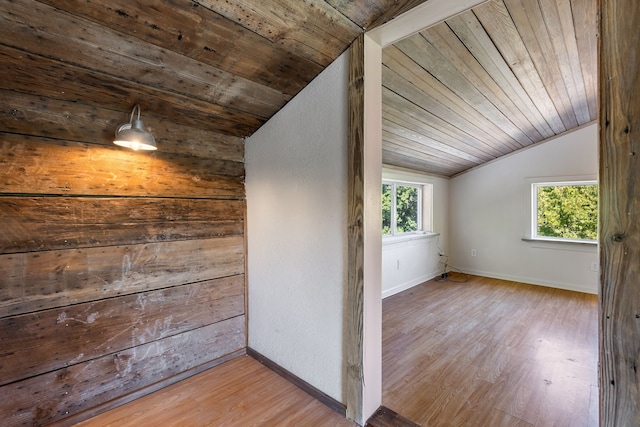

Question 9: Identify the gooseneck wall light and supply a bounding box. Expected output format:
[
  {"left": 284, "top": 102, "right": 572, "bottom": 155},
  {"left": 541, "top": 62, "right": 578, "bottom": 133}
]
[{"left": 113, "top": 104, "right": 157, "bottom": 151}]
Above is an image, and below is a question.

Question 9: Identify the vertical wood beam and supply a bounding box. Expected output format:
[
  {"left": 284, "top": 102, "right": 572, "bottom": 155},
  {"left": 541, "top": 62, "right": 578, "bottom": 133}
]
[
  {"left": 347, "top": 32, "right": 366, "bottom": 425},
  {"left": 347, "top": 32, "right": 383, "bottom": 426},
  {"left": 599, "top": 1, "right": 640, "bottom": 425}
]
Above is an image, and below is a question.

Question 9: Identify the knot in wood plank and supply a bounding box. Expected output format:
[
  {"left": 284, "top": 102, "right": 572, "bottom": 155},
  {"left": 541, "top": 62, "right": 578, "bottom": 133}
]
[{"left": 612, "top": 233, "right": 625, "bottom": 242}]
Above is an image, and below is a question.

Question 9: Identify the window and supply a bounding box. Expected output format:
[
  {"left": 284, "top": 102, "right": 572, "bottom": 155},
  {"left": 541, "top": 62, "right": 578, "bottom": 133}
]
[
  {"left": 382, "top": 181, "right": 422, "bottom": 236},
  {"left": 531, "top": 180, "right": 598, "bottom": 242}
]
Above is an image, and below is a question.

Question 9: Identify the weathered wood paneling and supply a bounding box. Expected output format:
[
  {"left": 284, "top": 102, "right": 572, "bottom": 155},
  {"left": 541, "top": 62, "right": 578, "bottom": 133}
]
[
  {"left": 446, "top": 11, "right": 555, "bottom": 139},
  {"left": 382, "top": 93, "right": 487, "bottom": 164},
  {"left": 0, "top": 24, "right": 248, "bottom": 422},
  {"left": 0, "top": 0, "right": 443, "bottom": 425},
  {"left": 408, "top": 30, "right": 531, "bottom": 148},
  {"left": 382, "top": 72, "right": 501, "bottom": 161},
  {"left": 472, "top": 0, "right": 566, "bottom": 134},
  {"left": 599, "top": 1, "right": 640, "bottom": 425},
  {"left": 421, "top": 21, "right": 542, "bottom": 144},
  {"left": 382, "top": 0, "right": 597, "bottom": 176},
  {"left": 539, "top": 0, "right": 591, "bottom": 124},
  {"left": 571, "top": 0, "right": 598, "bottom": 120},
  {"left": 196, "top": 0, "right": 362, "bottom": 66},
  {"left": 504, "top": 0, "right": 579, "bottom": 131},
  {"left": 0, "top": 91, "right": 245, "bottom": 161},
  {"left": 383, "top": 44, "right": 514, "bottom": 155},
  {"left": 0, "top": 275, "right": 245, "bottom": 386},
  {"left": 0, "top": 196, "right": 244, "bottom": 254},
  {"left": 35, "top": 0, "right": 323, "bottom": 96},
  {"left": 2, "top": 0, "right": 290, "bottom": 120},
  {"left": 0, "top": 45, "right": 263, "bottom": 137},
  {"left": 0, "top": 235, "right": 245, "bottom": 318},
  {"left": 366, "top": 0, "right": 431, "bottom": 30},
  {"left": 382, "top": 64, "right": 506, "bottom": 159},
  {"left": 0, "top": 133, "right": 245, "bottom": 199},
  {"left": 382, "top": 150, "right": 453, "bottom": 178},
  {"left": 0, "top": 316, "right": 245, "bottom": 426}
]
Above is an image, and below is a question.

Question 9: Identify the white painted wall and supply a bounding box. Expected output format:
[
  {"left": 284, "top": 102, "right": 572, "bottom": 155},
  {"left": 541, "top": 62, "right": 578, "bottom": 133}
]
[
  {"left": 245, "top": 52, "right": 348, "bottom": 402},
  {"left": 449, "top": 123, "right": 598, "bottom": 294},
  {"left": 382, "top": 236, "right": 441, "bottom": 297},
  {"left": 361, "top": 34, "right": 383, "bottom": 423},
  {"left": 381, "top": 167, "right": 450, "bottom": 298}
]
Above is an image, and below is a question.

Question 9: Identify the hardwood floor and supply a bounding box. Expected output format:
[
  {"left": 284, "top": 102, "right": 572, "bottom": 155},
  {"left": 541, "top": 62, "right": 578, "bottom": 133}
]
[
  {"left": 75, "top": 355, "right": 356, "bottom": 427},
  {"left": 366, "top": 406, "right": 421, "bottom": 427},
  {"left": 382, "top": 274, "right": 598, "bottom": 427},
  {"left": 75, "top": 275, "right": 596, "bottom": 426}
]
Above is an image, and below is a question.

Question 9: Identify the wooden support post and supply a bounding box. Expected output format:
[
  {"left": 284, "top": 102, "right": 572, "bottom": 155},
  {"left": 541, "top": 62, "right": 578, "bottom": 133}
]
[
  {"left": 347, "top": 32, "right": 366, "bottom": 425},
  {"left": 599, "top": 0, "right": 640, "bottom": 425}
]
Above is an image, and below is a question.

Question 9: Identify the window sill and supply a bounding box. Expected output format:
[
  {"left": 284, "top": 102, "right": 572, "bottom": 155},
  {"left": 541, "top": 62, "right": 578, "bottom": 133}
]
[
  {"left": 522, "top": 237, "right": 597, "bottom": 246},
  {"left": 383, "top": 232, "right": 439, "bottom": 245}
]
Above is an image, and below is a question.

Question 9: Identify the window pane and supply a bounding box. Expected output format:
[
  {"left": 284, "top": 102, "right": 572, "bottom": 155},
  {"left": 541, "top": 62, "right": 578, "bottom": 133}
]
[
  {"left": 382, "top": 184, "right": 392, "bottom": 235},
  {"left": 396, "top": 186, "right": 419, "bottom": 233},
  {"left": 537, "top": 184, "right": 598, "bottom": 240}
]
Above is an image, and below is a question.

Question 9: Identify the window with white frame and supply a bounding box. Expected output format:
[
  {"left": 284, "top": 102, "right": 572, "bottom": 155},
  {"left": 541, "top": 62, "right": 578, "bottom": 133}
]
[
  {"left": 530, "top": 180, "right": 598, "bottom": 242},
  {"left": 382, "top": 181, "right": 431, "bottom": 236}
]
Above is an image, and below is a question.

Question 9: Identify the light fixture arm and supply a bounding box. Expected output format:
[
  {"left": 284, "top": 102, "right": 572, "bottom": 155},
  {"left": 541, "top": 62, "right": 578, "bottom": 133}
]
[{"left": 130, "top": 104, "right": 141, "bottom": 122}]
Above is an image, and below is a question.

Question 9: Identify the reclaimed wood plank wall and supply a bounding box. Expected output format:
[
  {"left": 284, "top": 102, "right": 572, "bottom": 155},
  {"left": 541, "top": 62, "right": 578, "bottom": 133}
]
[{"left": 0, "top": 2, "right": 247, "bottom": 426}]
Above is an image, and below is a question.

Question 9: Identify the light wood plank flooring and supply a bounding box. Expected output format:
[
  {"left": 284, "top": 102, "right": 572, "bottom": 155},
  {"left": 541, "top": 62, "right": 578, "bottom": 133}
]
[
  {"left": 75, "top": 355, "right": 356, "bottom": 427},
  {"left": 382, "top": 274, "right": 598, "bottom": 427},
  {"left": 76, "top": 275, "right": 597, "bottom": 426}
]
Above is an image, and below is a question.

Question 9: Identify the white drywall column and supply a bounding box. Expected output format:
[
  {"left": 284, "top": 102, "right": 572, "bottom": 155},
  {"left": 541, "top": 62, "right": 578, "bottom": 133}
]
[{"left": 245, "top": 53, "right": 348, "bottom": 403}]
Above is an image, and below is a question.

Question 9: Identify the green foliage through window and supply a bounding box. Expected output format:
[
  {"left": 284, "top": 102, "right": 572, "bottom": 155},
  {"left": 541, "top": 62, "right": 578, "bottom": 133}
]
[
  {"left": 535, "top": 183, "right": 598, "bottom": 240},
  {"left": 396, "top": 186, "right": 419, "bottom": 233},
  {"left": 382, "top": 181, "right": 421, "bottom": 235},
  {"left": 382, "top": 184, "right": 392, "bottom": 235}
]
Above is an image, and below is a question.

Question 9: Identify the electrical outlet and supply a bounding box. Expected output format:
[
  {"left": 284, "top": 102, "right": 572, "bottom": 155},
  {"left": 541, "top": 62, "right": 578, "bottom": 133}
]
[
  {"left": 471, "top": 249, "right": 477, "bottom": 257},
  {"left": 590, "top": 262, "right": 599, "bottom": 272}
]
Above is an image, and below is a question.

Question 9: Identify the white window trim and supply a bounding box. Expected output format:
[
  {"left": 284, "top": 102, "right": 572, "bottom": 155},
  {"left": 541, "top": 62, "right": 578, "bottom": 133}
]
[
  {"left": 524, "top": 176, "right": 598, "bottom": 245},
  {"left": 382, "top": 231, "right": 439, "bottom": 246},
  {"left": 382, "top": 180, "right": 427, "bottom": 237}
]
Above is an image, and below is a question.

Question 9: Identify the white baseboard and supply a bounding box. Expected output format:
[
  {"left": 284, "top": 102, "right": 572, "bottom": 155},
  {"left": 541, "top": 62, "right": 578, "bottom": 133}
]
[
  {"left": 460, "top": 268, "right": 598, "bottom": 295},
  {"left": 382, "top": 270, "right": 440, "bottom": 299},
  {"left": 382, "top": 269, "right": 597, "bottom": 298}
]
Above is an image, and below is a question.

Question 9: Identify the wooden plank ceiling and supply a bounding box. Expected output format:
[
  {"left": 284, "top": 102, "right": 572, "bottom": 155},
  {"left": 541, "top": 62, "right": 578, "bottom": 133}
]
[
  {"left": 2, "top": 0, "right": 596, "bottom": 178},
  {"left": 1, "top": 0, "right": 427, "bottom": 139},
  {"left": 382, "top": 0, "right": 597, "bottom": 177}
]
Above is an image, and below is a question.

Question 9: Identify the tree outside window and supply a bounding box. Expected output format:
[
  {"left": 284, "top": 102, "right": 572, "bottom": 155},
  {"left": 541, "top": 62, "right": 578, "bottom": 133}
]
[
  {"left": 533, "top": 182, "right": 598, "bottom": 241},
  {"left": 382, "top": 181, "right": 422, "bottom": 236}
]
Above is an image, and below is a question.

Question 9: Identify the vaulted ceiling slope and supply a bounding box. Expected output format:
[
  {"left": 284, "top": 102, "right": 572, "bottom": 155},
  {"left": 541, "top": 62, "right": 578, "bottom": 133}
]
[
  {"left": 382, "top": 0, "right": 597, "bottom": 177},
  {"left": 1, "top": 0, "right": 426, "bottom": 139}
]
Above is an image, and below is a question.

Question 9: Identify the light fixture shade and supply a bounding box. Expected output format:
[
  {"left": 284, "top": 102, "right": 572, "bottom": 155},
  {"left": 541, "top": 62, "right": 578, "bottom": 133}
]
[{"left": 114, "top": 105, "right": 157, "bottom": 151}]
